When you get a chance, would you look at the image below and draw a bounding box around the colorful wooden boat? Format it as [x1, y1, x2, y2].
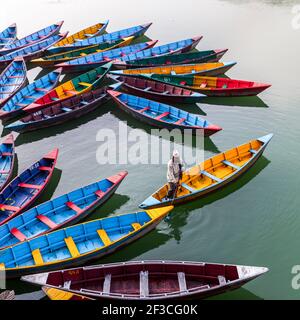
[0, 172, 128, 249]
[110, 61, 237, 78]
[139, 134, 273, 209]
[23, 63, 112, 114]
[145, 74, 272, 97]
[0, 148, 58, 226]
[0, 58, 27, 107]
[108, 90, 221, 137]
[124, 49, 228, 68]
[55, 41, 157, 73]
[0, 21, 64, 55]
[0, 23, 17, 49]
[42, 287, 93, 300]
[0, 206, 173, 278]
[6, 88, 110, 133]
[53, 21, 109, 48]
[22, 260, 268, 301]
[0, 33, 68, 68]
[0, 69, 62, 121]
[0, 134, 15, 191]
[48, 23, 152, 54]
[109, 74, 205, 104]
[31, 37, 134, 68]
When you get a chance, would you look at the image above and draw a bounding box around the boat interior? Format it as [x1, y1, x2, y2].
[0, 140, 14, 187]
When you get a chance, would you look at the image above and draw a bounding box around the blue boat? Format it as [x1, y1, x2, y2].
[0, 206, 173, 278]
[108, 90, 222, 137]
[0, 68, 62, 121]
[56, 41, 157, 73]
[0, 33, 68, 68]
[113, 36, 203, 68]
[47, 23, 152, 54]
[0, 21, 64, 55]
[0, 171, 128, 250]
[0, 134, 15, 192]
[0, 148, 59, 227]
[0, 23, 17, 49]
[0, 58, 27, 106]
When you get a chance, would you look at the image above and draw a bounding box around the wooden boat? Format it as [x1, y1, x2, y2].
[52, 21, 109, 48]
[145, 74, 272, 97]
[0, 172, 128, 249]
[0, 21, 64, 55]
[0, 206, 173, 278]
[42, 287, 93, 300]
[48, 23, 152, 54]
[139, 134, 273, 209]
[0, 149, 58, 226]
[0, 68, 62, 121]
[124, 49, 228, 68]
[0, 33, 68, 68]
[108, 90, 221, 137]
[0, 134, 15, 191]
[0, 23, 17, 49]
[108, 74, 205, 104]
[23, 63, 112, 114]
[112, 36, 203, 68]
[31, 37, 134, 68]
[110, 61, 237, 78]
[6, 88, 110, 133]
[55, 41, 157, 73]
[22, 260, 268, 300]
[0, 58, 27, 107]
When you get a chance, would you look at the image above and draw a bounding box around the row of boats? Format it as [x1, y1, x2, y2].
[0, 20, 272, 300]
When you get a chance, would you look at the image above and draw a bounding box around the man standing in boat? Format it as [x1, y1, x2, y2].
[166, 150, 185, 200]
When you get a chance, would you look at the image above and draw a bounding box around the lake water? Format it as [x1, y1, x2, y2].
[1, 0, 300, 300]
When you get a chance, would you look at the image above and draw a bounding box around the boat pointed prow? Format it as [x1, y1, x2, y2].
[258, 133, 274, 145]
[237, 265, 269, 280]
[107, 90, 122, 97]
[44, 148, 59, 160]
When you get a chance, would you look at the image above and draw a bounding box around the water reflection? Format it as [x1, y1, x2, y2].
[203, 96, 269, 108]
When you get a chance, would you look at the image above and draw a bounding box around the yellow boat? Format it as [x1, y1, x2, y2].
[53, 21, 109, 48]
[42, 287, 93, 300]
[139, 134, 273, 209]
[31, 37, 134, 68]
[111, 61, 237, 77]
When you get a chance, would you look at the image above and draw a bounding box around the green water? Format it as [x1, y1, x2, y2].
[1, 0, 300, 300]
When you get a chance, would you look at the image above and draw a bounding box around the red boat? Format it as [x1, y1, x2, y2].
[108, 74, 205, 104]
[22, 260, 268, 300]
[147, 74, 271, 97]
[0, 149, 58, 226]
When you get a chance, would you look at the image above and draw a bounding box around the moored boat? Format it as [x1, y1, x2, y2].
[0, 171, 128, 249]
[0, 58, 27, 106]
[124, 49, 228, 68]
[145, 74, 272, 97]
[0, 148, 58, 226]
[0, 134, 15, 191]
[0, 23, 17, 49]
[23, 63, 112, 113]
[47, 23, 152, 54]
[0, 21, 64, 55]
[22, 260, 268, 300]
[112, 36, 203, 68]
[31, 37, 134, 68]
[0, 206, 173, 278]
[139, 134, 273, 209]
[109, 74, 205, 104]
[110, 61, 237, 78]
[0, 33, 68, 68]
[0, 68, 62, 121]
[108, 90, 221, 136]
[52, 21, 109, 48]
[55, 41, 157, 73]
[6, 88, 110, 133]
